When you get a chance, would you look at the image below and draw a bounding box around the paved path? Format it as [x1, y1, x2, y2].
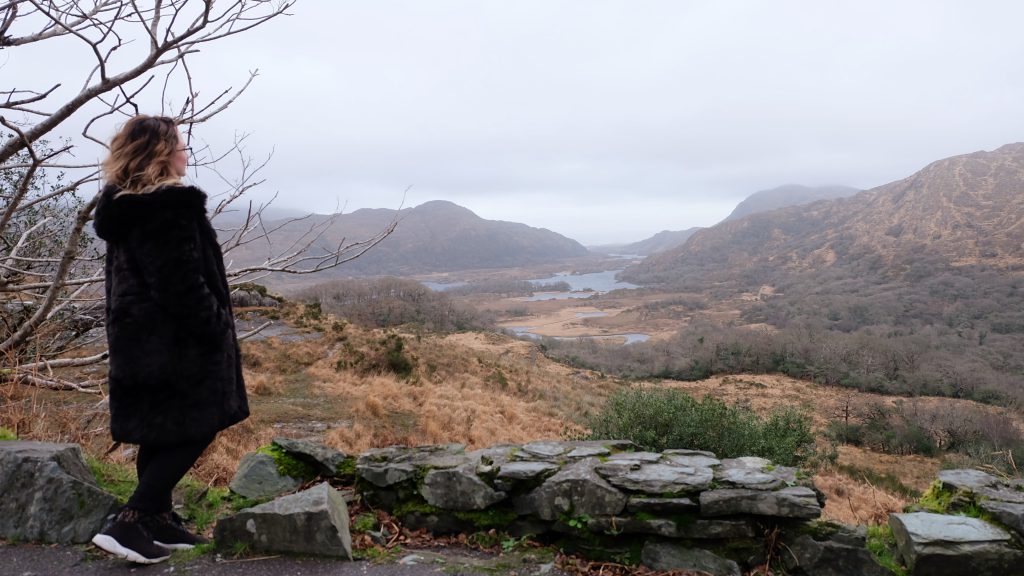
[1, 543, 561, 576]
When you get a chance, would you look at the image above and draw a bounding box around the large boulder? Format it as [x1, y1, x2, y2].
[214, 482, 352, 558]
[0, 441, 119, 544]
[228, 453, 301, 499]
[420, 465, 507, 511]
[515, 458, 628, 521]
[889, 512, 1024, 576]
[784, 525, 890, 576]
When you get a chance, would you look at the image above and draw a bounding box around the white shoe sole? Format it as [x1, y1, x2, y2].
[155, 540, 197, 550]
[91, 534, 171, 564]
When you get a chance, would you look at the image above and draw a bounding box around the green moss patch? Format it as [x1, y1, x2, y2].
[866, 524, 909, 576]
[256, 443, 318, 482]
[87, 456, 137, 504]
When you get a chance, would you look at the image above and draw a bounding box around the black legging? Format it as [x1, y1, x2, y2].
[127, 436, 214, 514]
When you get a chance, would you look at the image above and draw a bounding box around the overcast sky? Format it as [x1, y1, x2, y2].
[7, 1, 1024, 244]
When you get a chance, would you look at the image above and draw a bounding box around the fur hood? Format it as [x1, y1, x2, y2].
[94, 183, 208, 242]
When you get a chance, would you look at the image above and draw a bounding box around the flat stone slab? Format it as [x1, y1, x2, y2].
[606, 451, 662, 463]
[937, 469, 998, 491]
[626, 497, 699, 514]
[889, 512, 1023, 576]
[520, 441, 568, 458]
[891, 512, 1010, 545]
[588, 516, 757, 539]
[214, 482, 352, 558]
[979, 500, 1024, 538]
[601, 463, 714, 494]
[700, 486, 821, 519]
[565, 445, 609, 459]
[496, 461, 559, 481]
[664, 453, 721, 468]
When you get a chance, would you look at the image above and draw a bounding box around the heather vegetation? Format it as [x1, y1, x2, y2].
[587, 387, 816, 466]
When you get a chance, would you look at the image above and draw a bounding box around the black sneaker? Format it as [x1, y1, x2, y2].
[144, 511, 210, 550]
[91, 508, 172, 564]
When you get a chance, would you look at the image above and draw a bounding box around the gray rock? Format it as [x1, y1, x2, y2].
[626, 496, 699, 514]
[214, 482, 351, 558]
[889, 512, 1024, 576]
[714, 458, 792, 490]
[664, 448, 717, 457]
[937, 469, 998, 491]
[496, 461, 560, 483]
[664, 453, 721, 468]
[229, 453, 301, 499]
[565, 445, 610, 459]
[640, 542, 741, 576]
[980, 500, 1024, 537]
[272, 437, 348, 476]
[675, 518, 759, 539]
[520, 441, 568, 458]
[357, 462, 418, 488]
[0, 441, 119, 544]
[700, 487, 821, 519]
[606, 451, 662, 463]
[421, 466, 507, 511]
[497, 461, 559, 479]
[515, 458, 627, 521]
[974, 485, 1024, 505]
[785, 531, 890, 576]
[602, 463, 714, 494]
[357, 444, 471, 488]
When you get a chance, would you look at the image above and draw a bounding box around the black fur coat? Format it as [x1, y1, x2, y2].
[93, 183, 249, 445]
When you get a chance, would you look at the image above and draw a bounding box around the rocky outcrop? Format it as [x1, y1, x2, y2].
[0, 441, 119, 544]
[214, 482, 352, 559]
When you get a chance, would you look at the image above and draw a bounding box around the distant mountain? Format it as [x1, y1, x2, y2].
[613, 228, 703, 256]
[722, 184, 860, 222]
[609, 185, 858, 257]
[221, 199, 589, 278]
[624, 143, 1024, 285]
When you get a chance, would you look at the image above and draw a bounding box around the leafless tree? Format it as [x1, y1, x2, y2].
[1, 1, 396, 392]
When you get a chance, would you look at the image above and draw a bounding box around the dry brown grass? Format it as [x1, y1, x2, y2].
[4, 302, 1007, 532]
[815, 470, 907, 525]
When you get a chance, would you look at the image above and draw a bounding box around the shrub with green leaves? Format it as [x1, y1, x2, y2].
[587, 387, 814, 466]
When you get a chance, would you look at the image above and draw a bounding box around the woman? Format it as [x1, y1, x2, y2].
[91, 115, 249, 564]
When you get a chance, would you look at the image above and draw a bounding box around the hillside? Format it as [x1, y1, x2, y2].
[610, 184, 858, 257]
[625, 143, 1024, 285]
[221, 200, 589, 278]
[613, 227, 702, 256]
[722, 184, 860, 222]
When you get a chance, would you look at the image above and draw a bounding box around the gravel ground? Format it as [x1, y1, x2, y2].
[0, 543, 564, 576]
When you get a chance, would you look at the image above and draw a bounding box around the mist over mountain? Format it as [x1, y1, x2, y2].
[221, 199, 588, 278]
[624, 143, 1024, 285]
[610, 185, 859, 256]
[722, 184, 861, 222]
